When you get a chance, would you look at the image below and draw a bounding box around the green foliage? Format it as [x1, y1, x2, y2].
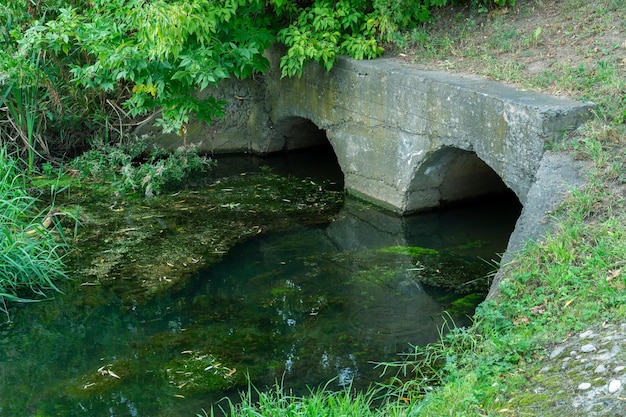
[6, 0, 274, 134]
[0, 146, 71, 317]
[277, 0, 450, 77]
[70, 139, 215, 197]
[2, 0, 459, 140]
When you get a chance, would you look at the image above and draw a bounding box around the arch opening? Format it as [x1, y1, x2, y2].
[405, 147, 523, 320]
[273, 116, 329, 151]
[409, 147, 522, 212]
[268, 116, 344, 189]
[439, 148, 511, 206]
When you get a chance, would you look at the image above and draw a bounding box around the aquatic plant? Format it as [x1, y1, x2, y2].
[0, 146, 71, 318]
[377, 245, 439, 257]
[70, 138, 215, 197]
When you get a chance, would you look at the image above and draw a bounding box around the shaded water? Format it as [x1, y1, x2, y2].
[0, 150, 521, 416]
[179, 196, 520, 393]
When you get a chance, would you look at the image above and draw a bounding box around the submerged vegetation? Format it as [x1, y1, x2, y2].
[0, 157, 348, 415]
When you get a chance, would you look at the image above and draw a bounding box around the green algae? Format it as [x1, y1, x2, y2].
[43, 171, 343, 306]
[448, 293, 484, 316]
[378, 245, 439, 257]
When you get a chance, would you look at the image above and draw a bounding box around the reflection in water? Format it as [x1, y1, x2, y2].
[180, 227, 444, 392]
[177, 196, 520, 395]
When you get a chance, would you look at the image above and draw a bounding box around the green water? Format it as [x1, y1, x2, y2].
[0, 152, 521, 416]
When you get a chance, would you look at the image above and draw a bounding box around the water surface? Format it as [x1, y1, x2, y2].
[0, 152, 520, 416]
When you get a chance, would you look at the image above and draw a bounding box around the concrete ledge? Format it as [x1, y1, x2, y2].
[487, 151, 589, 297]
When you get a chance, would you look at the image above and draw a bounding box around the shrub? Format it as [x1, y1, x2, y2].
[70, 138, 215, 197]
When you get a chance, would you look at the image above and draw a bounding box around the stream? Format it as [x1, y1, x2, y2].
[0, 149, 521, 416]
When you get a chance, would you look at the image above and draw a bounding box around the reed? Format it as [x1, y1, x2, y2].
[1, 10, 47, 175]
[0, 146, 70, 319]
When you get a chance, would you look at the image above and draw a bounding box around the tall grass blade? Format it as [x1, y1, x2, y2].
[0, 146, 71, 319]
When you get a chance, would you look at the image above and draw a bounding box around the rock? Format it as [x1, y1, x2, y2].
[526, 321, 626, 415]
[581, 344, 597, 353]
[608, 379, 622, 394]
[550, 345, 566, 359]
[595, 351, 614, 361]
[580, 330, 596, 339]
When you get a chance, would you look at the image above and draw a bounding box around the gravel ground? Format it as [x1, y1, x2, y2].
[521, 322, 626, 416]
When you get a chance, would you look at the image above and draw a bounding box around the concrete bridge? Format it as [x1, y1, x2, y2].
[146, 52, 594, 295]
[265, 55, 592, 213]
[160, 51, 592, 214]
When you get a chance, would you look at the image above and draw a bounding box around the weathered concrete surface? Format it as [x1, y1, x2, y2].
[266, 54, 593, 213]
[144, 50, 592, 214]
[137, 77, 275, 153]
[487, 152, 589, 297]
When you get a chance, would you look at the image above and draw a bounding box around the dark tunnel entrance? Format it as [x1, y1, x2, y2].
[266, 116, 344, 190]
[409, 146, 523, 215]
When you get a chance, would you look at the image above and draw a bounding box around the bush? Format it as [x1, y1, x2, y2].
[70, 138, 215, 197]
[277, 0, 450, 77]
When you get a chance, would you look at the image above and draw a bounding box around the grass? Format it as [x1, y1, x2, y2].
[0, 44, 48, 175]
[199, 381, 421, 417]
[0, 146, 71, 319]
[220, 0, 626, 415]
